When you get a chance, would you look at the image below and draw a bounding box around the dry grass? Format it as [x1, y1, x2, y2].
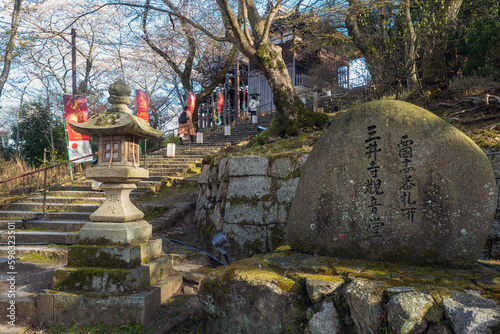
[0, 156, 72, 199]
[448, 75, 500, 92]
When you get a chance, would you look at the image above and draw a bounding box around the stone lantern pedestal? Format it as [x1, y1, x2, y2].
[36, 80, 182, 325]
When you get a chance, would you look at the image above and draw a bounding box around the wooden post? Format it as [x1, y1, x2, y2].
[224, 77, 228, 126]
[71, 28, 77, 95]
[43, 168, 47, 217]
[235, 61, 240, 125]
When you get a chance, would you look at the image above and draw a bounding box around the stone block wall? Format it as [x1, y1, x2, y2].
[197, 152, 500, 261]
[195, 154, 308, 260]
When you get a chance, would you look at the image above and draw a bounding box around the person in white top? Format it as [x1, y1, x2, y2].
[248, 95, 260, 118]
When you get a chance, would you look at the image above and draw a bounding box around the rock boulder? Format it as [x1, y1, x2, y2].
[287, 100, 497, 268]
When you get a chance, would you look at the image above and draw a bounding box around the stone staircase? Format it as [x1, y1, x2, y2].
[0, 115, 273, 255]
[0, 143, 234, 253]
[146, 142, 230, 181]
[201, 112, 274, 145]
[0, 116, 274, 326]
[0, 181, 152, 257]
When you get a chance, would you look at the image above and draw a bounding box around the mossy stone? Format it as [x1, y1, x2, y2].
[287, 100, 497, 268]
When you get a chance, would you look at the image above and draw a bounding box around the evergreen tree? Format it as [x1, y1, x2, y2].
[12, 97, 66, 166]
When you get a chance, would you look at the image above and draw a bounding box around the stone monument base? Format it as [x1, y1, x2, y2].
[78, 220, 152, 244]
[38, 225, 183, 325]
[37, 275, 182, 325]
[52, 255, 172, 293]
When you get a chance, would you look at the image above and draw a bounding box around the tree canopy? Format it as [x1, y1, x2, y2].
[0, 0, 499, 157]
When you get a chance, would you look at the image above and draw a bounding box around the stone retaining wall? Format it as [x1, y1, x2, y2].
[197, 153, 500, 261]
[195, 154, 308, 259]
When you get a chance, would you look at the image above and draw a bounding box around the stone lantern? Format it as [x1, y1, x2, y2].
[68, 79, 163, 243]
[36, 80, 181, 325]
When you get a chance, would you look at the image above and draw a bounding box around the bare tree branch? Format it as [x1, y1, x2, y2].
[63, 2, 229, 42]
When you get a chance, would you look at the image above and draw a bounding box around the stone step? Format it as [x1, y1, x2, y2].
[41, 190, 107, 198]
[148, 173, 185, 179]
[0, 219, 87, 231]
[49, 185, 95, 191]
[70, 180, 161, 192]
[153, 274, 183, 303]
[0, 324, 31, 334]
[153, 169, 199, 176]
[0, 297, 36, 328]
[46, 186, 151, 198]
[206, 132, 257, 138]
[147, 151, 196, 157]
[147, 162, 198, 168]
[204, 135, 255, 142]
[0, 210, 91, 220]
[206, 131, 259, 137]
[0, 230, 78, 244]
[135, 203, 168, 215]
[148, 174, 184, 180]
[146, 164, 199, 170]
[144, 158, 202, 163]
[147, 176, 177, 181]
[174, 150, 211, 154]
[0, 245, 68, 258]
[145, 154, 206, 160]
[148, 167, 196, 174]
[144, 160, 202, 166]
[167, 176, 199, 186]
[151, 143, 228, 151]
[21, 196, 106, 204]
[7, 202, 101, 213]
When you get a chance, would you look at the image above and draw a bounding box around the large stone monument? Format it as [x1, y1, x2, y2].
[287, 100, 497, 268]
[36, 80, 182, 325]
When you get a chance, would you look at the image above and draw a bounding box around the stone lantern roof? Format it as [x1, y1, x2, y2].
[69, 79, 163, 140]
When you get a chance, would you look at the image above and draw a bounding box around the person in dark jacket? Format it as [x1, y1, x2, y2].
[178, 106, 195, 144]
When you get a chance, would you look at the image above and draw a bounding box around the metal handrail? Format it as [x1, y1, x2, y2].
[0, 153, 96, 216]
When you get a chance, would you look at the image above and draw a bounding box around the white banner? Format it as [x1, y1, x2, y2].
[68, 140, 93, 162]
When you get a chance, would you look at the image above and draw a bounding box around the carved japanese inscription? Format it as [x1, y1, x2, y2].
[287, 100, 497, 268]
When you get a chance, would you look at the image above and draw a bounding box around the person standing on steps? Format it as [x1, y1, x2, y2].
[178, 105, 196, 144]
[248, 93, 260, 122]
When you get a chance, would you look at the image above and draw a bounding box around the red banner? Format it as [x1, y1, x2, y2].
[63, 95, 88, 141]
[187, 91, 196, 114]
[135, 89, 149, 123]
[63, 95, 92, 162]
[217, 91, 224, 115]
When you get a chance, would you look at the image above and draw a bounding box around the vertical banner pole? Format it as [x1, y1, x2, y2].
[224, 77, 228, 126]
[71, 28, 77, 96]
[235, 60, 240, 125]
[143, 139, 147, 168]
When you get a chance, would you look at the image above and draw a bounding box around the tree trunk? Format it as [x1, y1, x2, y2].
[421, 0, 463, 96]
[249, 42, 322, 137]
[403, 0, 418, 90]
[0, 0, 22, 99]
[345, 0, 389, 95]
[78, 57, 93, 96]
[421, 39, 448, 95]
[493, 30, 500, 81]
[192, 47, 239, 126]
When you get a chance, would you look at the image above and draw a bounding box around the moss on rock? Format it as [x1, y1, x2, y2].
[199, 250, 500, 333]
